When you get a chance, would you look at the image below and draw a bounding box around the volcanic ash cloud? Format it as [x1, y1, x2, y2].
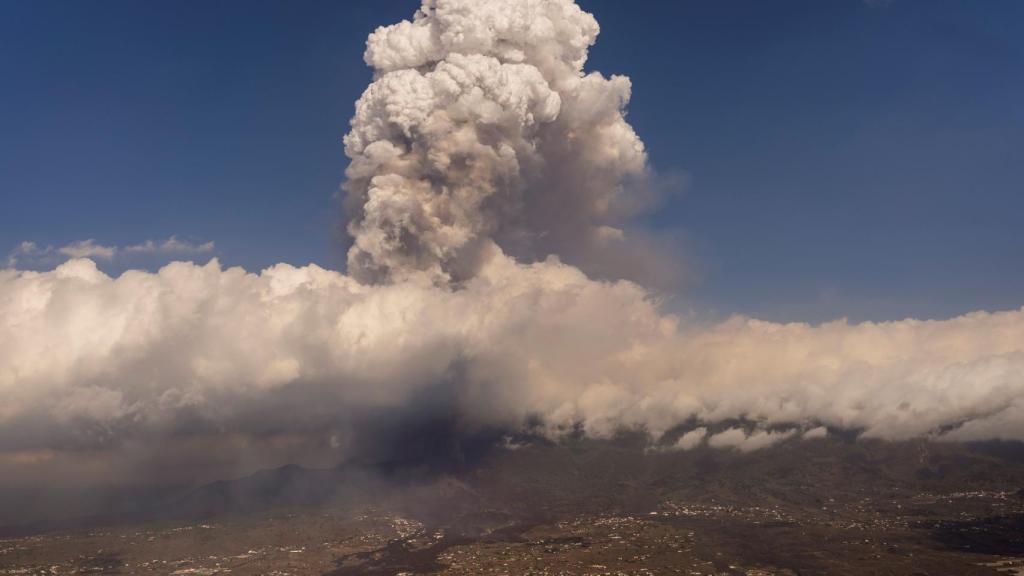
[343, 0, 647, 284]
[2, 0, 1024, 494]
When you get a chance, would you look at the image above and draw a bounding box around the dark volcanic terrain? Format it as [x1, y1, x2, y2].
[3, 435, 1024, 575]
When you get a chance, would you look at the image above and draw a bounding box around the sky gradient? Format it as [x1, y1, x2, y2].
[2, 0, 1021, 322]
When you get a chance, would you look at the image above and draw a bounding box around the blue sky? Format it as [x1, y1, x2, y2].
[1, 0, 1021, 322]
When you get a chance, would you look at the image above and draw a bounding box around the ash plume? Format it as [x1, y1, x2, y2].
[1, 0, 1024, 523]
[343, 0, 647, 284]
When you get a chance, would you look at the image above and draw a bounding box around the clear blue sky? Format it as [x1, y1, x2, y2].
[1, 0, 1021, 322]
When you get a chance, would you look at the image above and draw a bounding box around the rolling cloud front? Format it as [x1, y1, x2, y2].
[2, 0, 1023, 521]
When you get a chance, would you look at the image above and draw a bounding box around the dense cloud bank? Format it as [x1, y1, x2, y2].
[3, 255, 1024, 459]
[2, 0, 1023, 512]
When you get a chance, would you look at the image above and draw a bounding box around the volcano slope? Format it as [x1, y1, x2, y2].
[2, 434, 1024, 575]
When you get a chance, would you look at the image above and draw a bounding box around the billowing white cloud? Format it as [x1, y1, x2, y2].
[3, 255, 1024, 456]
